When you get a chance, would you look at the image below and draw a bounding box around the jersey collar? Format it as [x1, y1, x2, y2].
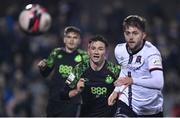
[126, 40, 145, 56]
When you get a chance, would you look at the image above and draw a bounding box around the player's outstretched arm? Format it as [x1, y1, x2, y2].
[114, 77, 133, 87]
[108, 91, 119, 106]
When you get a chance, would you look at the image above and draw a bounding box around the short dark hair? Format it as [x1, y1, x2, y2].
[64, 26, 81, 35]
[88, 35, 108, 48]
[123, 15, 146, 32]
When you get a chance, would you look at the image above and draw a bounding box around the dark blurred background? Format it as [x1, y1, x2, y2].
[0, 0, 180, 116]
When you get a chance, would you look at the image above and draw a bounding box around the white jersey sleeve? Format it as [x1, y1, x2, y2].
[133, 70, 164, 89]
[148, 54, 163, 71]
[133, 46, 164, 89]
[114, 44, 128, 92]
[114, 43, 126, 65]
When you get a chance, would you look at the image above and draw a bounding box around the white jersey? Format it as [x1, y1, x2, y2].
[114, 41, 164, 115]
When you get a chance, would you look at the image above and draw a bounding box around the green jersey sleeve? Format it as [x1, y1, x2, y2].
[77, 49, 89, 62]
[67, 60, 89, 88]
[107, 61, 121, 78]
[46, 48, 61, 68]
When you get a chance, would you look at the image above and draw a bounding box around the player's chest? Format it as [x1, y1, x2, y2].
[56, 53, 82, 65]
[54, 53, 82, 77]
[82, 69, 115, 86]
[120, 54, 147, 71]
[82, 70, 115, 98]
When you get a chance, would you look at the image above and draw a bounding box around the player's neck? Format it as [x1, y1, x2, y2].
[90, 60, 105, 71]
[127, 40, 145, 55]
[65, 47, 76, 53]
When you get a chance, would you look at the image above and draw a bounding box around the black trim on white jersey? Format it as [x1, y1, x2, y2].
[128, 55, 133, 109]
[149, 68, 163, 72]
[126, 40, 146, 55]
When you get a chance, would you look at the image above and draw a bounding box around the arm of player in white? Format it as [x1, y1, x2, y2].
[133, 54, 164, 90]
[133, 70, 164, 90]
[113, 70, 128, 93]
[114, 85, 127, 93]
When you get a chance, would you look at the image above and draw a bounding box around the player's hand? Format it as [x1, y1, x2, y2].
[37, 59, 47, 70]
[69, 78, 85, 98]
[76, 78, 85, 93]
[108, 91, 119, 106]
[114, 77, 133, 87]
[69, 89, 79, 98]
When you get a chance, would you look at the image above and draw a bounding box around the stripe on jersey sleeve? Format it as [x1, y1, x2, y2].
[149, 68, 163, 72]
[148, 54, 163, 70]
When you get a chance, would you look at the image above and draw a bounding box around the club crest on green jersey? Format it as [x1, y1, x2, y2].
[105, 75, 114, 84]
[74, 55, 82, 62]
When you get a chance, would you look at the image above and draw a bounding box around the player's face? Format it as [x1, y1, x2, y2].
[124, 26, 146, 51]
[88, 41, 106, 64]
[64, 32, 80, 52]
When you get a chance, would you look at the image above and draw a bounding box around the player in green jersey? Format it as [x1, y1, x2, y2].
[62, 35, 120, 116]
[37, 26, 88, 116]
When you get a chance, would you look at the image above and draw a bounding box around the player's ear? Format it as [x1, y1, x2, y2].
[88, 50, 90, 56]
[77, 37, 81, 46]
[63, 36, 66, 44]
[87, 44, 91, 55]
[142, 32, 146, 40]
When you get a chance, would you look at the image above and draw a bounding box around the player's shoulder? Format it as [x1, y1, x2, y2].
[115, 43, 126, 50]
[50, 47, 64, 55]
[74, 59, 90, 71]
[77, 48, 87, 55]
[77, 48, 89, 60]
[107, 61, 119, 67]
[144, 41, 161, 55]
[53, 47, 63, 50]
[115, 43, 127, 56]
[106, 61, 121, 73]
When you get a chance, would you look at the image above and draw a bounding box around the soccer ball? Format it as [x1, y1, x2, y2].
[19, 4, 52, 35]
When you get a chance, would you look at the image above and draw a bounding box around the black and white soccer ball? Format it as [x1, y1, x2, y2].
[19, 4, 52, 35]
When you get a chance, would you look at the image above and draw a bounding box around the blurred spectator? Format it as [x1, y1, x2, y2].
[145, 0, 167, 23]
[172, 95, 180, 117]
[0, 73, 6, 116]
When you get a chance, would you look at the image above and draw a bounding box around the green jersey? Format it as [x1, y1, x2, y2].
[67, 60, 120, 116]
[40, 47, 88, 116]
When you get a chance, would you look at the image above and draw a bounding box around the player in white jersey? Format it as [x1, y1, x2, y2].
[108, 15, 164, 117]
